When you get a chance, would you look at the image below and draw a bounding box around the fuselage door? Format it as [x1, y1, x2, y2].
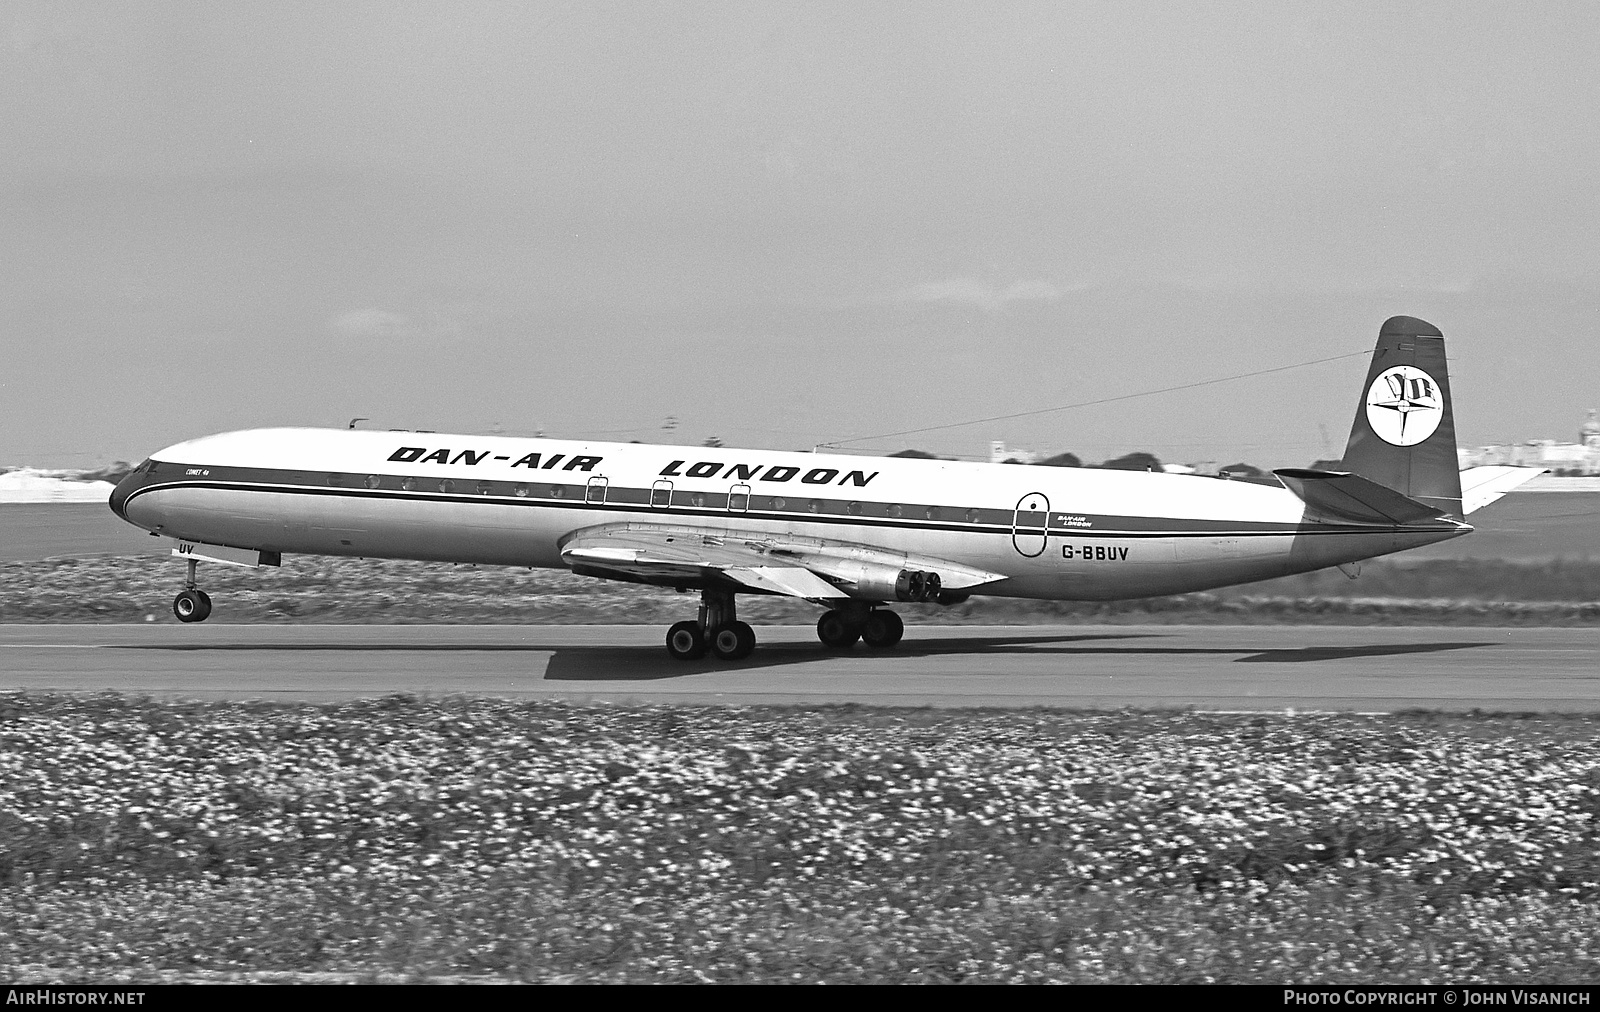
[585, 476, 609, 504]
[650, 480, 673, 508]
[728, 483, 751, 512]
[1012, 492, 1049, 557]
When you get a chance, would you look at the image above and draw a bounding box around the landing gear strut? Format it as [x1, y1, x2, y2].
[665, 587, 755, 661]
[172, 559, 212, 623]
[816, 604, 904, 651]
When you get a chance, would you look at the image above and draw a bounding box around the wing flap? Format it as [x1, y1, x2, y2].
[723, 566, 849, 599]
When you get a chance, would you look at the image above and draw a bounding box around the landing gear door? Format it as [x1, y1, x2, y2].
[1012, 493, 1049, 557]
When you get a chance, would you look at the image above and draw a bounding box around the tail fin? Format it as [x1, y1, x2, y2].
[1338, 316, 1463, 518]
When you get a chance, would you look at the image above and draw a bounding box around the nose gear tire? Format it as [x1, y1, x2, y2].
[173, 590, 211, 623]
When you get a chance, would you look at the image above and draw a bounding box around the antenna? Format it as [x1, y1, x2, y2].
[347, 417, 369, 430]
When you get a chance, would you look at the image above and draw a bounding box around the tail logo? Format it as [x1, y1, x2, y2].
[1365, 366, 1444, 446]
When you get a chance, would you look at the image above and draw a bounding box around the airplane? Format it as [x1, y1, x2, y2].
[109, 316, 1545, 660]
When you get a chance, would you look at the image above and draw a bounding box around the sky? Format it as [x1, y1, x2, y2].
[5, 1, 1600, 468]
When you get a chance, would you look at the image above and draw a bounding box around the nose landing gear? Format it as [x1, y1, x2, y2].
[172, 559, 212, 623]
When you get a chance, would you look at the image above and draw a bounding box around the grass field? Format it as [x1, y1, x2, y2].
[2, 698, 1596, 983]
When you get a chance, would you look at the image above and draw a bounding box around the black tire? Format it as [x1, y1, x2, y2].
[862, 610, 904, 650]
[173, 590, 209, 624]
[709, 621, 756, 661]
[666, 620, 707, 660]
[816, 611, 860, 649]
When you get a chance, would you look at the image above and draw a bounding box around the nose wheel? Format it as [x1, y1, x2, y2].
[173, 589, 212, 623]
[172, 558, 213, 623]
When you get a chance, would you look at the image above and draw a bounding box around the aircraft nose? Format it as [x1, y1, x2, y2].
[108, 464, 143, 522]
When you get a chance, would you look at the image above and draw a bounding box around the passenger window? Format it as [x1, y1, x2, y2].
[476, 481, 493, 495]
[365, 475, 381, 489]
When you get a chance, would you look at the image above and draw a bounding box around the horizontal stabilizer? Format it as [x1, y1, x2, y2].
[1458, 465, 1548, 515]
[1273, 468, 1449, 526]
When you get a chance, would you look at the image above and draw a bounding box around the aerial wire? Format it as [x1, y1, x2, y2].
[816, 348, 1373, 450]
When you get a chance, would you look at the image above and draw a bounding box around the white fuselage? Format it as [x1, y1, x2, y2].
[111, 427, 1468, 601]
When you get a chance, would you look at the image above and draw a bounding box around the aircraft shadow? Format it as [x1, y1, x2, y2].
[538, 635, 1498, 679]
[541, 631, 1160, 680]
[117, 632, 1496, 682]
[538, 635, 1497, 680]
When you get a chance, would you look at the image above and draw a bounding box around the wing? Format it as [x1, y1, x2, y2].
[558, 522, 1007, 601]
[1458, 466, 1548, 515]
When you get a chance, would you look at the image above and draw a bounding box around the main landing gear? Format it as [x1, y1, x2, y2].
[816, 602, 904, 651]
[172, 559, 213, 623]
[666, 588, 756, 661]
[663, 591, 906, 661]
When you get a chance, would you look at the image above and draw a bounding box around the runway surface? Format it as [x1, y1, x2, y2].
[3, 624, 1597, 711]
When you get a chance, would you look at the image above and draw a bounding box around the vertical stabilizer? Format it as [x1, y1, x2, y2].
[1339, 316, 1463, 518]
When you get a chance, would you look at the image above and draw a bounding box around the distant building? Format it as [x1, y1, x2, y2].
[989, 441, 1038, 464]
[1459, 409, 1600, 475]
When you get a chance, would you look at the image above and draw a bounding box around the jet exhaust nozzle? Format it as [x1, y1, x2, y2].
[829, 561, 944, 602]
